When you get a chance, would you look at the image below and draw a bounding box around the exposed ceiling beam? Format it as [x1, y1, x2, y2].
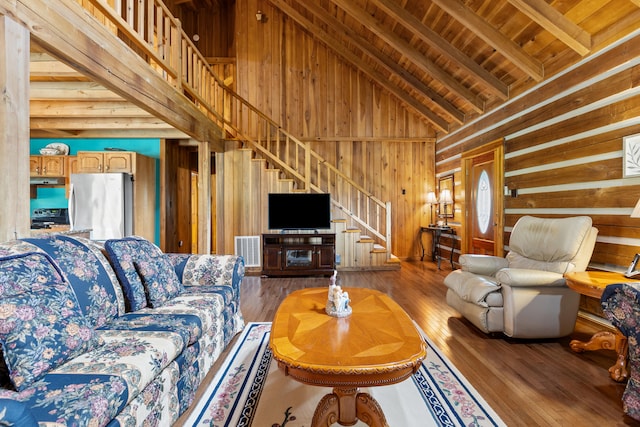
[430, 0, 544, 81]
[267, 0, 450, 132]
[369, 0, 509, 101]
[507, 0, 591, 56]
[284, 0, 465, 124]
[330, 0, 485, 113]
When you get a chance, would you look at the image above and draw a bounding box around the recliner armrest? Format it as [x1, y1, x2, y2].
[496, 268, 565, 287]
[460, 254, 509, 276]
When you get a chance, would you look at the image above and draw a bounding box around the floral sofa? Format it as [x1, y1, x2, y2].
[0, 234, 244, 426]
[601, 282, 640, 421]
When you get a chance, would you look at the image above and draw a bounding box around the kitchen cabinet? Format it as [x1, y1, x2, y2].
[30, 155, 66, 177]
[76, 151, 134, 173]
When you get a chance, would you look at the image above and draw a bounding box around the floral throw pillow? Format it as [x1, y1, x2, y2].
[134, 255, 184, 308]
[0, 252, 64, 298]
[0, 281, 99, 390]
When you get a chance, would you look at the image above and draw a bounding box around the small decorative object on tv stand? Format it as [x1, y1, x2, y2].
[326, 271, 351, 317]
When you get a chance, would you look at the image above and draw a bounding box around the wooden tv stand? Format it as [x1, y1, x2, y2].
[262, 233, 336, 277]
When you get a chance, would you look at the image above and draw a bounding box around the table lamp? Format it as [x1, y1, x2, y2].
[426, 191, 437, 226]
[439, 189, 453, 226]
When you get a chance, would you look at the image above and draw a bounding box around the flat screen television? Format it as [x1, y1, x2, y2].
[268, 193, 331, 230]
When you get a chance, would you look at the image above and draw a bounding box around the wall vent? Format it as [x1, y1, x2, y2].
[234, 236, 261, 267]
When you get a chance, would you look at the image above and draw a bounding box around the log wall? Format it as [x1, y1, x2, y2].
[436, 32, 640, 273]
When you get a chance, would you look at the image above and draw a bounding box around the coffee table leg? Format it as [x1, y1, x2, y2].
[355, 392, 388, 427]
[311, 387, 389, 427]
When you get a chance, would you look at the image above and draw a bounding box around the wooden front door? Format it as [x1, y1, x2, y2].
[462, 140, 504, 256]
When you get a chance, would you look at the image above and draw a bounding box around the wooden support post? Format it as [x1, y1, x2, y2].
[0, 16, 30, 242]
[197, 139, 211, 253]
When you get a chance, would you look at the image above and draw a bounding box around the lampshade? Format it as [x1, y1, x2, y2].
[439, 189, 453, 204]
[426, 191, 437, 204]
[632, 197, 640, 217]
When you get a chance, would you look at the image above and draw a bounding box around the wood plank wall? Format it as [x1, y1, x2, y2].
[164, 0, 235, 58]
[212, 0, 438, 259]
[436, 32, 640, 274]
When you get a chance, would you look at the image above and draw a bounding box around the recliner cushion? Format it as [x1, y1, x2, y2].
[507, 216, 593, 269]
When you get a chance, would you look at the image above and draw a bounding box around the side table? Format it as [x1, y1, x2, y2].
[419, 226, 455, 269]
[564, 271, 640, 382]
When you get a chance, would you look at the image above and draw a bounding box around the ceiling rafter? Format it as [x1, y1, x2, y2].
[369, 0, 509, 101]
[507, 0, 591, 56]
[430, 0, 545, 81]
[284, 0, 465, 124]
[267, 0, 450, 132]
[329, 0, 485, 114]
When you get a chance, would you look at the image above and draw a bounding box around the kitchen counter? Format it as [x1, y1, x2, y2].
[30, 226, 92, 238]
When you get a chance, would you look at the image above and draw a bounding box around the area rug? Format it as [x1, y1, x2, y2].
[186, 322, 505, 426]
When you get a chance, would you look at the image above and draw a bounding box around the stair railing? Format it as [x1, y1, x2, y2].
[80, 0, 391, 253]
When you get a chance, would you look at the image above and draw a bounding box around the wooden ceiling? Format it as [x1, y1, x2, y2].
[28, 0, 640, 138]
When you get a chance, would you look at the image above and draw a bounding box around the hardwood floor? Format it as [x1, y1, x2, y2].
[180, 261, 640, 426]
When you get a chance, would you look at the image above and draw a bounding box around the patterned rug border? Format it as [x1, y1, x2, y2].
[187, 322, 506, 427]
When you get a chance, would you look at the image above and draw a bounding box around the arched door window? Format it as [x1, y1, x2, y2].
[477, 170, 491, 234]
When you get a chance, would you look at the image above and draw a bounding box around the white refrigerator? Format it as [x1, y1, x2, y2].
[68, 173, 134, 240]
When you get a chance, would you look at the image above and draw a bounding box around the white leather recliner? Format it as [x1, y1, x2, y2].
[444, 216, 598, 338]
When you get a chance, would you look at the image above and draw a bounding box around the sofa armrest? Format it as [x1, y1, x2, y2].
[169, 254, 245, 298]
[602, 282, 640, 336]
[496, 268, 565, 287]
[0, 396, 38, 426]
[459, 254, 509, 276]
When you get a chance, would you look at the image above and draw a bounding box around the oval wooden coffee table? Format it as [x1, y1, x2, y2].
[269, 287, 427, 427]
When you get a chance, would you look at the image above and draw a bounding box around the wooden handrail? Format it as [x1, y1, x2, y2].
[79, 0, 391, 252]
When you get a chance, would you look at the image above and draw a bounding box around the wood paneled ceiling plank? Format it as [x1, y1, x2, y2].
[30, 81, 124, 101]
[507, 0, 591, 56]
[330, 0, 485, 113]
[29, 100, 153, 117]
[631, 0, 640, 7]
[30, 117, 178, 130]
[368, 0, 509, 101]
[267, 0, 450, 132]
[430, 0, 545, 82]
[285, 0, 465, 124]
[30, 129, 190, 138]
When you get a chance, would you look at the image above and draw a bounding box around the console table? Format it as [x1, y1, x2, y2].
[262, 233, 335, 277]
[564, 271, 640, 382]
[420, 226, 455, 269]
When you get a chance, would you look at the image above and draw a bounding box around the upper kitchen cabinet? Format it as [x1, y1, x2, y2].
[76, 151, 138, 173]
[30, 155, 66, 177]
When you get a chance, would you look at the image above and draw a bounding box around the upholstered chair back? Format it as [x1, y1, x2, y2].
[506, 216, 598, 274]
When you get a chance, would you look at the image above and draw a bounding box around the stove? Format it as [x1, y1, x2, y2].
[31, 208, 69, 229]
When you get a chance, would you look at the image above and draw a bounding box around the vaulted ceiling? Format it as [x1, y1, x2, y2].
[28, 0, 640, 138]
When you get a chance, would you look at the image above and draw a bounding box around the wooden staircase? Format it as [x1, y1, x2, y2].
[72, 0, 397, 268]
[237, 149, 399, 272]
[332, 220, 400, 271]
